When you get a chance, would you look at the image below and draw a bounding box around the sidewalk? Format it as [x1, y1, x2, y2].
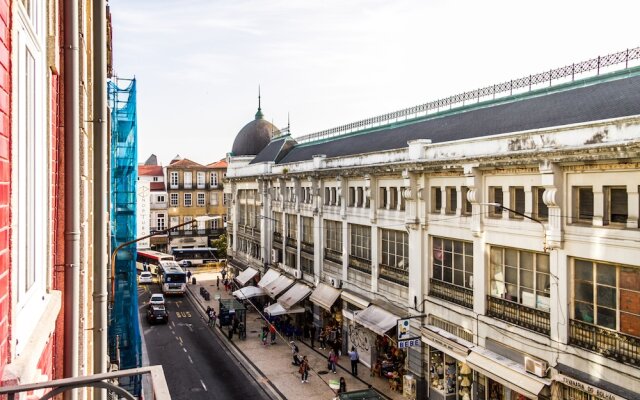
[187, 269, 406, 400]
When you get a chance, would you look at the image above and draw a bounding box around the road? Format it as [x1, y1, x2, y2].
[138, 282, 272, 400]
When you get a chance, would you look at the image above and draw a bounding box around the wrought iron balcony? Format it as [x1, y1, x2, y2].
[379, 264, 408, 286]
[348, 255, 372, 274]
[429, 279, 474, 309]
[237, 224, 260, 239]
[301, 241, 314, 255]
[569, 319, 640, 366]
[0, 366, 170, 400]
[486, 296, 550, 335]
[324, 248, 342, 264]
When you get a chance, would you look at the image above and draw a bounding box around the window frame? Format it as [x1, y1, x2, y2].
[183, 171, 192, 188]
[604, 186, 628, 226]
[488, 186, 503, 217]
[349, 224, 371, 261]
[509, 186, 525, 219]
[324, 219, 342, 253]
[169, 193, 179, 206]
[170, 171, 178, 188]
[532, 187, 548, 221]
[380, 229, 409, 270]
[196, 192, 205, 207]
[573, 186, 594, 223]
[431, 237, 473, 289]
[184, 193, 192, 207]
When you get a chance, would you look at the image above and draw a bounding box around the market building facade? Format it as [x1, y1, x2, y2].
[225, 50, 640, 400]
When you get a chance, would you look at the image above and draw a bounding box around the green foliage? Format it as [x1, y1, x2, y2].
[212, 234, 227, 259]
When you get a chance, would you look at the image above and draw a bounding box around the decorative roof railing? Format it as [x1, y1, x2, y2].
[293, 47, 640, 144]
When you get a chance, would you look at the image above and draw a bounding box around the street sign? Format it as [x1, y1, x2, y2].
[398, 337, 421, 349]
[397, 318, 412, 340]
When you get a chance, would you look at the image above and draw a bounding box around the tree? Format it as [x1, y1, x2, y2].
[212, 234, 227, 259]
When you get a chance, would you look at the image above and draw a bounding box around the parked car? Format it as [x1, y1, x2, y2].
[149, 293, 165, 306]
[138, 271, 153, 284]
[180, 260, 192, 267]
[146, 305, 168, 324]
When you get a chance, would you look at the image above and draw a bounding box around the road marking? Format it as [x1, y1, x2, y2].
[188, 355, 193, 364]
[177, 336, 183, 346]
[183, 347, 187, 353]
[176, 301, 182, 309]
[200, 380, 207, 391]
[171, 321, 175, 328]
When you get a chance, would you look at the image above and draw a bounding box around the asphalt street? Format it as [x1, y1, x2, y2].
[138, 282, 272, 400]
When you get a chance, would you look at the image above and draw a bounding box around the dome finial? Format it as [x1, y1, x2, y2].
[255, 85, 264, 120]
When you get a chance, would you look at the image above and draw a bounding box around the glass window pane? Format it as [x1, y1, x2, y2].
[505, 266, 518, 285]
[597, 307, 616, 329]
[596, 263, 616, 286]
[443, 267, 452, 283]
[520, 252, 533, 270]
[575, 302, 594, 323]
[597, 285, 617, 308]
[520, 269, 534, 289]
[505, 249, 517, 267]
[575, 259, 593, 282]
[537, 254, 550, 273]
[537, 273, 550, 294]
[454, 253, 463, 270]
[575, 282, 593, 302]
[454, 270, 464, 286]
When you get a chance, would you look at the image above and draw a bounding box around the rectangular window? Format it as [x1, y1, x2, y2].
[196, 171, 205, 188]
[210, 172, 218, 186]
[389, 187, 398, 210]
[301, 256, 314, 275]
[302, 216, 313, 244]
[184, 216, 193, 231]
[153, 176, 159, 182]
[605, 186, 628, 225]
[169, 216, 179, 228]
[432, 187, 442, 213]
[446, 187, 457, 214]
[357, 187, 364, 207]
[509, 186, 525, 219]
[156, 195, 165, 203]
[324, 187, 330, 206]
[223, 193, 232, 206]
[380, 187, 388, 209]
[272, 212, 283, 234]
[432, 237, 473, 289]
[325, 219, 343, 253]
[349, 224, 371, 261]
[197, 193, 205, 206]
[184, 172, 192, 189]
[210, 192, 218, 206]
[286, 250, 297, 269]
[156, 214, 166, 230]
[574, 259, 640, 337]
[461, 186, 472, 215]
[574, 187, 594, 223]
[330, 187, 337, 206]
[170, 171, 178, 188]
[348, 187, 356, 207]
[170, 193, 178, 206]
[490, 246, 550, 311]
[184, 193, 192, 207]
[489, 186, 503, 217]
[286, 214, 297, 241]
[533, 187, 548, 221]
[381, 229, 409, 270]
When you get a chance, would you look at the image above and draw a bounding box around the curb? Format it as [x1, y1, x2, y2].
[185, 285, 286, 400]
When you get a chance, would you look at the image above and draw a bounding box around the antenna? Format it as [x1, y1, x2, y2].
[258, 85, 261, 111]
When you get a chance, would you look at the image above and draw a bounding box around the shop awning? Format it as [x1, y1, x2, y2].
[353, 305, 399, 336]
[235, 267, 259, 286]
[466, 348, 549, 399]
[232, 286, 266, 300]
[341, 290, 370, 310]
[257, 269, 281, 288]
[264, 275, 294, 298]
[278, 282, 312, 310]
[309, 283, 341, 311]
[264, 302, 305, 316]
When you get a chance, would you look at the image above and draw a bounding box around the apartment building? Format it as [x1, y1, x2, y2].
[138, 156, 169, 251]
[225, 50, 640, 400]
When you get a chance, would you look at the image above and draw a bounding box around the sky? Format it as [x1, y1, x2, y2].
[109, 0, 640, 167]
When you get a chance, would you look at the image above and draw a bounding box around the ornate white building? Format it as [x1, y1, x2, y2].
[225, 50, 640, 400]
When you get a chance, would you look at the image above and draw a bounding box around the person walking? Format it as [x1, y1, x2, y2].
[328, 349, 338, 374]
[348, 346, 359, 376]
[216, 275, 220, 289]
[269, 323, 277, 345]
[319, 330, 326, 350]
[338, 377, 347, 394]
[186, 269, 192, 282]
[310, 324, 316, 348]
[299, 356, 309, 383]
[261, 326, 269, 346]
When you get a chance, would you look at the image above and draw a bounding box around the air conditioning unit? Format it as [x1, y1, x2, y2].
[524, 356, 547, 378]
[329, 277, 341, 289]
[293, 270, 302, 279]
[271, 249, 280, 263]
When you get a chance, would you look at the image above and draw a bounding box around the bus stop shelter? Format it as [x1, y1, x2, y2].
[218, 298, 247, 339]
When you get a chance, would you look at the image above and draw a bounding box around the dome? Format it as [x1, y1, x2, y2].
[231, 107, 279, 156]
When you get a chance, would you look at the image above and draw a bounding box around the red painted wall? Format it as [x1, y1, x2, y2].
[0, 0, 11, 379]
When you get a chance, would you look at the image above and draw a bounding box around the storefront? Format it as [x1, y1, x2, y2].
[552, 363, 634, 400]
[309, 283, 343, 345]
[235, 266, 259, 286]
[422, 326, 473, 400]
[264, 274, 294, 298]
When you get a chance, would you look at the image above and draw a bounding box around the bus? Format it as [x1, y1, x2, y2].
[171, 247, 218, 266]
[157, 260, 187, 295]
[137, 250, 175, 275]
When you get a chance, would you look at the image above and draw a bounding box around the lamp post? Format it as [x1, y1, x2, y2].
[480, 202, 548, 252]
[109, 215, 219, 299]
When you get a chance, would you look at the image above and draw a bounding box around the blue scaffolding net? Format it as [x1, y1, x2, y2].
[108, 78, 141, 394]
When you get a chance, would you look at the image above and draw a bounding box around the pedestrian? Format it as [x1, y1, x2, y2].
[261, 326, 269, 346]
[187, 269, 192, 281]
[206, 306, 212, 325]
[211, 310, 217, 327]
[269, 323, 277, 345]
[216, 275, 220, 289]
[338, 377, 346, 394]
[291, 341, 301, 365]
[348, 346, 359, 376]
[221, 268, 227, 280]
[232, 315, 240, 334]
[328, 349, 338, 374]
[310, 324, 316, 348]
[299, 356, 309, 383]
[319, 330, 326, 350]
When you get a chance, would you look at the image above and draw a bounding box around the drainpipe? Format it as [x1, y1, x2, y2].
[64, 0, 80, 398]
[92, 1, 108, 399]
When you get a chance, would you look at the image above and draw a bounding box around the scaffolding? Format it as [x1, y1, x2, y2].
[108, 78, 141, 395]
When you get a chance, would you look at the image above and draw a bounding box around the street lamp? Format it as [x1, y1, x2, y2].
[479, 202, 548, 252]
[110, 215, 219, 299]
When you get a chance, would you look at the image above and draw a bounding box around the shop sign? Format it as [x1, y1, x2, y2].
[555, 374, 623, 400]
[398, 318, 412, 340]
[398, 337, 421, 349]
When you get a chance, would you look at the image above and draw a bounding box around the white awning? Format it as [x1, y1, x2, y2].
[264, 275, 294, 298]
[341, 290, 370, 310]
[264, 302, 305, 316]
[353, 305, 399, 336]
[278, 283, 312, 310]
[235, 267, 259, 286]
[232, 286, 266, 300]
[309, 283, 341, 311]
[257, 269, 281, 288]
[466, 348, 549, 399]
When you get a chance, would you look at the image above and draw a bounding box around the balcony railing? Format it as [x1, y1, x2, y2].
[301, 241, 314, 254]
[237, 224, 260, 239]
[569, 319, 640, 365]
[324, 248, 342, 264]
[168, 228, 224, 237]
[348, 255, 372, 274]
[487, 296, 550, 335]
[379, 264, 408, 286]
[0, 366, 170, 400]
[429, 279, 474, 309]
